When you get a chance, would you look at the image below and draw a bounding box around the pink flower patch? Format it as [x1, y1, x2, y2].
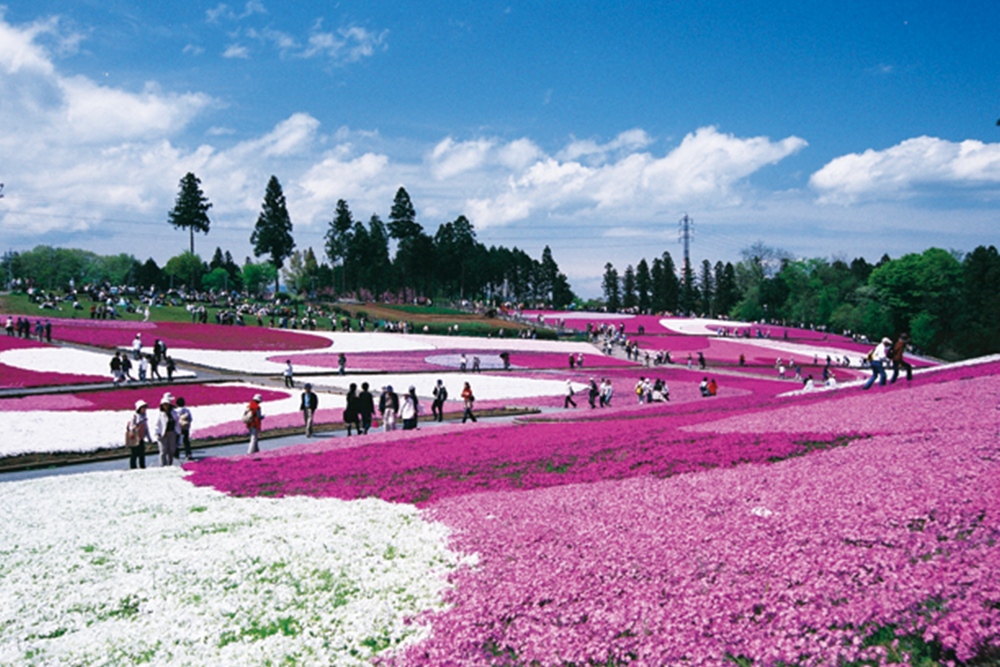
[46, 318, 331, 351]
[0, 384, 290, 412]
[0, 336, 108, 388]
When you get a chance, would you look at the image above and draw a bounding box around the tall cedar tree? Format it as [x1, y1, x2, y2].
[325, 199, 354, 294]
[622, 265, 637, 309]
[602, 263, 621, 311]
[387, 187, 422, 293]
[635, 259, 651, 313]
[168, 172, 212, 255]
[251, 176, 295, 293]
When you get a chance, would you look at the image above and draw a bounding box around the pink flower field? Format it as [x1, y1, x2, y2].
[0, 336, 108, 388]
[185, 359, 1000, 666]
[0, 384, 289, 413]
[47, 318, 331, 351]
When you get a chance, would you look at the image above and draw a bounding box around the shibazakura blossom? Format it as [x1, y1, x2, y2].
[42, 318, 331, 351]
[0, 468, 469, 667]
[191, 359, 1000, 666]
[0, 383, 293, 459]
[0, 336, 107, 388]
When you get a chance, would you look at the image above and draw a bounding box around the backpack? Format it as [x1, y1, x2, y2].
[242, 408, 254, 425]
[178, 410, 192, 429]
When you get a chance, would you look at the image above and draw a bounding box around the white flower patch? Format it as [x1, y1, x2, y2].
[168, 333, 601, 375]
[0, 347, 195, 379]
[0, 382, 301, 458]
[308, 372, 587, 402]
[0, 468, 468, 667]
[659, 317, 755, 336]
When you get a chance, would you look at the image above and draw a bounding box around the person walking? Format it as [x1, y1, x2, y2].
[125, 400, 153, 470]
[890, 333, 913, 384]
[300, 383, 318, 437]
[154, 393, 180, 466]
[344, 383, 361, 436]
[337, 353, 347, 375]
[564, 379, 577, 408]
[863, 338, 891, 390]
[283, 360, 294, 388]
[431, 379, 448, 422]
[245, 394, 263, 454]
[358, 382, 375, 434]
[110, 352, 123, 385]
[461, 382, 477, 423]
[400, 386, 420, 430]
[176, 396, 193, 460]
[587, 378, 599, 409]
[379, 385, 399, 432]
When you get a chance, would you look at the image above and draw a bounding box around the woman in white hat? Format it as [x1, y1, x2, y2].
[245, 394, 264, 454]
[126, 399, 153, 469]
[154, 393, 180, 466]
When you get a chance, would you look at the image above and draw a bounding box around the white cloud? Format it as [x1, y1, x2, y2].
[0, 14, 60, 75]
[558, 128, 653, 162]
[182, 44, 205, 56]
[222, 43, 249, 59]
[59, 78, 213, 143]
[304, 22, 388, 63]
[462, 126, 807, 228]
[810, 136, 1000, 204]
[429, 137, 495, 179]
[206, 1, 267, 24]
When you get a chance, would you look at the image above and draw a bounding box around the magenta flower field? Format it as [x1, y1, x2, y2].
[0, 384, 289, 412]
[0, 336, 108, 388]
[185, 359, 1000, 666]
[46, 318, 331, 351]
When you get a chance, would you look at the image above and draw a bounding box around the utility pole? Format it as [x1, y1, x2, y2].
[678, 214, 695, 315]
[678, 213, 693, 272]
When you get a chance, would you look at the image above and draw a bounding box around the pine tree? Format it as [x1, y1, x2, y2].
[387, 187, 423, 294]
[250, 176, 295, 293]
[325, 199, 354, 294]
[622, 265, 637, 309]
[168, 172, 212, 255]
[636, 259, 651, 313]
[602, 263, 621, 312]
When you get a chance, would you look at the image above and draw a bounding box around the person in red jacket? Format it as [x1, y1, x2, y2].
[246, 394, 263, 453]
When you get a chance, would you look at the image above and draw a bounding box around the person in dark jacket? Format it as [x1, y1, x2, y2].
[357, 382, 375, 434]
[344, 383, 360, 436]
[300, 383, 319, 437]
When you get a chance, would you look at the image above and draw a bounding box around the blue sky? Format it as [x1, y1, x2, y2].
[1, 1, 998, 296]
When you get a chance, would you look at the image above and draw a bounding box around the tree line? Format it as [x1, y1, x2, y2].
[4, 173, 576, 307]
[602, 242, 1000, 360]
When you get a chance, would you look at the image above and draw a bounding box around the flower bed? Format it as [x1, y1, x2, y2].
[0, 385, 289, 413]
[0, 383, 295, 459]
[0, 468, 467, 667]
[47, 318, 331, 351]
[270, 350, 633, 373]
[0, 336, 107, 388]
[186, 358, 1000, 666]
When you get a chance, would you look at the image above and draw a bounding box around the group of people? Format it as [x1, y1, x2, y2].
[863, 334, 913, 389]
[5, 316, 51, 341]
[125, 392, 193, 468]
[112, 335, 174, 384]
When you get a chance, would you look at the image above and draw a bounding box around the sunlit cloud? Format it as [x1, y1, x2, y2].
[810, 136, 1000, 204]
